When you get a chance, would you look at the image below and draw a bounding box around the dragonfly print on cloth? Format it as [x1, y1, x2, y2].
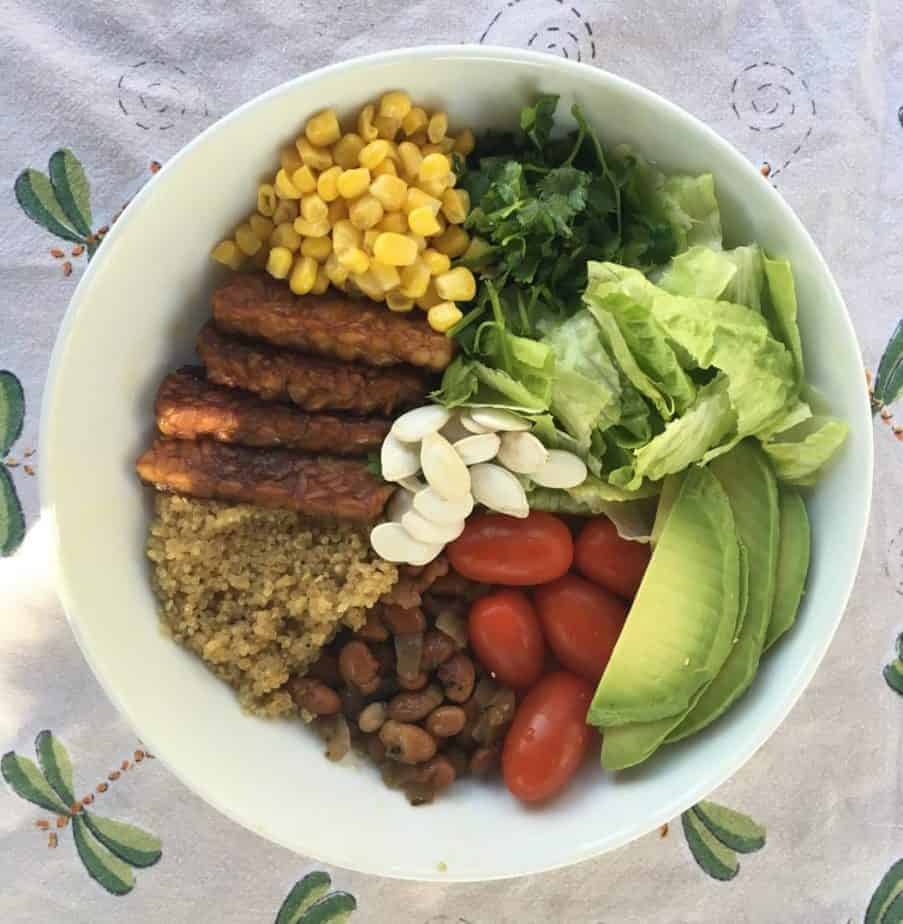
[274, 871, 357, 924]
[680, 800, 766, 881]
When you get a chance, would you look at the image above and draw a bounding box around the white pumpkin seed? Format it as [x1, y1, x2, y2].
[497, 431, 549, 474]
[531, 449, 588, 489]
[440, 412, 473, 443]
[421, 431, 471, 500]
[459, 410, 494, 434]
[469, 463, 529, 518]
[413, 486, 474, 524]
[370, 522, 443, 565]
[397, 475, 426, 494]
[470, 408, 530, 432]
[380, 433, 420, 482]
[391, 405, 451, 443]
[401, 509, 465, 544]
[387, 489, 415, 523]
[453, 432, 501, 466]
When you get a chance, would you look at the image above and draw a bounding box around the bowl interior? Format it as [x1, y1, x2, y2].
[42, 47, 871, 881]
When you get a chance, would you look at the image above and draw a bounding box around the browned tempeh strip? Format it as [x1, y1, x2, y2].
[136, 438, 395, 521]
[156, 368, 390, 455]
[211, 273, 455, 371]
[197, 322, 429, 416]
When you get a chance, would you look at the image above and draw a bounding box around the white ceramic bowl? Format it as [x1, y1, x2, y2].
[42, 46, 872, 881]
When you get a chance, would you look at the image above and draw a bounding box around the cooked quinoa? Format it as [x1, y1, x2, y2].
[146, 494, 398, 716]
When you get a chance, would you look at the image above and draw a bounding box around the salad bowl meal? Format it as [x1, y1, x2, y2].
[42, 46, 871, 880]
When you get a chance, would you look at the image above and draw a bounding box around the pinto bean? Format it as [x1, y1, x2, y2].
[339, 640, 381, 694]
[382, 605, 427, 635]
[397, 670, 428, 690]
[425, 705, 467, 738]
[420, 629, 456, 672]
[356, 610, 389, 642]
[470, 744, 501, 777]
[358, 701, 388, 734]
[287, 677, 341, 716]
[379, 719, 437, 765]
[388, 684, 444, 723]
[438, 653, 476, 703]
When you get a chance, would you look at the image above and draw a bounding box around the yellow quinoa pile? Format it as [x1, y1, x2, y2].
[146, 494, 398, 716]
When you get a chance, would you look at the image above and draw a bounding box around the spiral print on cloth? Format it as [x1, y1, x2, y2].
[480, 0, 597, 63]
[117, 60, 209, 132]
[730, 62, 816, 178]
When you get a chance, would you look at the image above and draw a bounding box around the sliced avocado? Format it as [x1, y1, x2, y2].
[588, 465, 741, 727]
[601, 544, 749, 770]
[669, 441, 779, 742]
[763, 486, 810, 651]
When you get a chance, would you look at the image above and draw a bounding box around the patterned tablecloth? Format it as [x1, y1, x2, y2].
[1, 2, 901, 921]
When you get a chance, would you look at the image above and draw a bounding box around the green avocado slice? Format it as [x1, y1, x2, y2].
[588, 465, 741, 727]
[668, 441, 779, 741]
[763, 486, 810, 651]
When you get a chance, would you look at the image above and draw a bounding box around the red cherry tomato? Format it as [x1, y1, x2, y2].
[447, 511, 573, 586]
[574, 517, 651, 599]
[533, 574, 627, 684]
[502, 671, 595, 803]
[468, 590, 545, 689]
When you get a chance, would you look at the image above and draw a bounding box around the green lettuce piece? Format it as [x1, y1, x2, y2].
[723, 245, 766, 312]
[631, 376, 736, 486]
[435, 356, 550, 413]
[761, 416, 849, 485]
[660, 174, 722, 252]
[658, 245, 737, 299]
[763, 255, 805, 383]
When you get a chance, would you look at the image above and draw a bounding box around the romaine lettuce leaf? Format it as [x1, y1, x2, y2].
[723, 245, 766, 312]
[658, 245, 737, 299]
[761, 416, 849, 485]
[435, 356, 551, 413]
[763, 255, 805, 383]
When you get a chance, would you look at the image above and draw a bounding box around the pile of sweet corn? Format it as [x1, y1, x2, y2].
[211, 91, 479, 333]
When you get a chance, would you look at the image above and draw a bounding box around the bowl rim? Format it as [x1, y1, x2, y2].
[40, 43, 873, 881]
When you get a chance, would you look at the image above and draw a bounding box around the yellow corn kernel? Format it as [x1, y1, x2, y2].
[447, 170, 458, 188]
[374, 160, 399, 180]
[305, 108, 341, 147]
[301, 235, 332, 262]
[252, 245, 270, 270]
[408, 205, 442, 237]
[267, 246, 293, 279]
[288, 166, 315, 197]
[359, 140, 391, 171]
[327, 198, 348, 224]
[275, 168, 302, 199]
[441, 188, 470, 225]
[234, 222, 261, 256]
[402, 106, 428, 136]
[357, 104, 378, 142]
[386, 291, 415, 312]
[399, 259, 431, 298]
[295, 137, 333, 171]
[428, 301, 463, 333]
[422, 248, 451, 276]
[257, 183, 277, 216]
[271, 221, 301, 252]
[312, 264, 330, 294]
[433, 225, 470, 258]
[427, 111, 448, 144]
[379, 91, 412, 121]
[336, 167, 371, 200]
[370, 260, 401, 291]
[374, 115, 400, 140]
[332, 219, 362, 254]
[349, 194, 384, 230]
[407, 130, 428, 147]
[416, 280, 442, 310]
[280, 144, 303, 174]
[397, 141, 423, 181]
[333, 132, 365, 169]
[338, 246, 370, 275]
[316, 165, 343, 202]
[372, 232, 418, 267]
[378, 211, 408, 233]
[293, 217, 330, 238]
[454, 128, 475, 156]
[419, 173, 454, 198]
[412, 233, 427, 252]
[325, 251, 349, 286]
[249, 214, 274, 242]
[289, 255, 319, 295]
[404, 187, 441, 215]
[419, 152, 451, 182]
[273, 198, 299, 226]
[423, 138, 455, 155]
[435, 266, 476, 302]
[369, 174, 408, 211]
[301, 194, 328, 224]
[362, 229, 380, 253]
[211, 239, 244, 270]
[351, 270, 385, 301]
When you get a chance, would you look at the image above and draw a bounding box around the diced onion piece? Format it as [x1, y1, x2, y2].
[370, 522, 442, 564]
[453, 432, 500, 465]
[380, 432, 420, 482]
[401, 509, 465, 544]
[470, 408, 530, 432]
[413, 486, 473, 524]
[469, 463, 529, 518]
[530, 449, 588, 489]
[421, 431, 471, 500]
[391, 405, 451, 443]
[496, 431, 549, 474]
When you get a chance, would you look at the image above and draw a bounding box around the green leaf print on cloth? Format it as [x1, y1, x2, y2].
[873, 320, 903, 413]
[885, 633, 903, 696]
[1, 731, 161, 896]
[0, 370, 25, 556]
[276, 871, 357, 924]
[865, 859, 903, 924]
[681, 800, 766, 881]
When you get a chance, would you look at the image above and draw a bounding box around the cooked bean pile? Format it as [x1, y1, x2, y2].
[288, 572, 515, 804]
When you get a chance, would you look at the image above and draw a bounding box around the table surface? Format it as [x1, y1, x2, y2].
[1, 2, 901, 921]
